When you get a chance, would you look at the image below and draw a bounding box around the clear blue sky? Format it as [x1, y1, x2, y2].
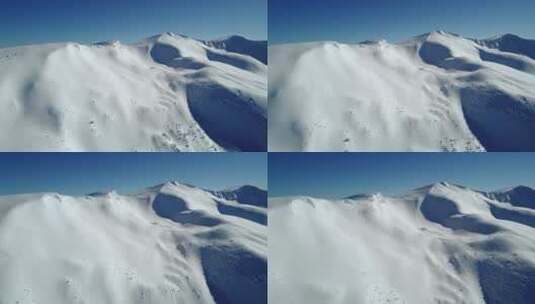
[0, 0, 266, 48]
[0, 153, 266, 195]
[269, 153, 535, 198]
[269, 0, 535, 44]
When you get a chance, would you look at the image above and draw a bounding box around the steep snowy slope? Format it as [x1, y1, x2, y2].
[0, 182, 267, 304]
[269, 32, 535, 151]
[475, 34, 535, 60]
[270, 182, 535, 304]
[204, 35, 267, 65]
[0, 33, 267, 151]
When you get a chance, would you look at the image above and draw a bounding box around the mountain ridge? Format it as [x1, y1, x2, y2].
[0, 181, 267, 303]
[324, 182, 535, 203]
[269, 31, 535, 151]
[0, 32, 267, 151]
[270, 182, 535, 303]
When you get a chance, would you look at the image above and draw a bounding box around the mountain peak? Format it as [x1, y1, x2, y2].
[474, 33, 535, 59]
[416, 181, 453, 191]
[487, 33, 521, 41]
[163, 180, 197, 188]
[143, 180, 197, 194]
[215, 35, 248, 42]
[222, 184, 265, 192]
[211, 185, 267, 207]
[407, 31, 461, 45]
[143, 32, 190, 44]
[499, 184, 535, 193]
[514, 185, 535, 191]
[486, 185, 535, 209]
[416, 30, 454, 39]
[407, 182, 471, 198]
[204, 35, 267, 64]
[432, 30, 448, 36]
[156, 32, 178, 38]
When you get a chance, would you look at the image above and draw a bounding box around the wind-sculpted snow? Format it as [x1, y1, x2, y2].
[270, 182, 535, 304]
[0, 33, 267, 151]
[269, 31, 535, 151]
[0, 182, 267, 304]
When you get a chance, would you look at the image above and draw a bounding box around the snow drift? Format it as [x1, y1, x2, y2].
[0, 33, 267, 151]
[270, 182, 535, 303]
[269, 32, 535, 151]
[0, 182, 267, 303]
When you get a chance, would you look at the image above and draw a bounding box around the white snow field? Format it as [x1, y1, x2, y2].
[269, 32, 535, 151]
[0, 182, 267, 304]
[270, 182, 535, 304]
[0, 33, 267, 151]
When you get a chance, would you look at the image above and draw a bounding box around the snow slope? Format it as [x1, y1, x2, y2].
[204, 35, 267, 65]
[270, 182, 535, 304]
[0, 33, 267, 151]
[0, 182, 267, 303]
[269, 32, 535, 151]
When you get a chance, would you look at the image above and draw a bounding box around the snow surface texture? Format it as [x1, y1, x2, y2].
[0, 182, 267, 303]
[269, 32, 535, 151]
[0, 33, 267, 151]
[270, 182, 535, 304]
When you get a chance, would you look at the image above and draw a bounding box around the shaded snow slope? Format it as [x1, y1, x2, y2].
[475, 34, 535, 60]
[204, 35, 267, 65]
[0, 33, 267, 151]
[269, 32, 535, 151]
[0, 182, 267, 303]
[270, 182, 535, 304]
[211, 185, 268, 208]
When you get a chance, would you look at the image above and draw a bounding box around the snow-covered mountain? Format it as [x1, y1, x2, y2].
[269, 182, 535, 303]
[204, 35, 267, 65]
[269, 32, 535, 151]
[0, 181, 267, 303]
[0, 33, 267, 151]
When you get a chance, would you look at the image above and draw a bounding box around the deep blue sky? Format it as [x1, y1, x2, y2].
[0, 153, 266, 195]
[269, 0, 535, 44]
[0, 0, 266, 48]
[269, 153, 535, 198]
